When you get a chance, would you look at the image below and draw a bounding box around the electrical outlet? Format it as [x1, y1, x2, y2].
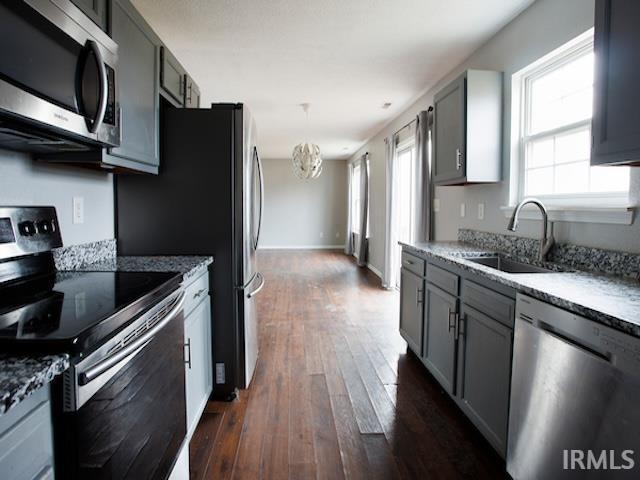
[72, 196, 84, 224]
[433, 198, 440, 212]
[478, 203, 485, 220]
[460, 203, 466, 218]
[215, 363, 226, 384]
[319, 232, 324, 238]
[335, 232, 340, 238]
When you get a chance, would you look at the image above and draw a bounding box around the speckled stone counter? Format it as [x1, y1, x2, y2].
[401, 241, 640, 338]
[0, 354, 69, 416]
[71, 255, 213, 283]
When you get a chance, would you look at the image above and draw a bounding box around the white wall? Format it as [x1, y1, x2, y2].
[0, 149, 114, 246]
[260, 159, 347, 248]
[350, 0, 640, 273]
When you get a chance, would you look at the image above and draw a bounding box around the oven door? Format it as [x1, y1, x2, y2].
[55, 291, 187, 480]
[0, 0, 119, 151]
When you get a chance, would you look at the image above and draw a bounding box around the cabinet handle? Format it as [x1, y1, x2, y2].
[456, 148, 462, 170]
[404, 259, 414, 265]
[416, 287, 424, 306]
[456, 314, 464, 340]
[185, 338, 192, 369]
[193, 288, 206, 299]
[448, 308, 457, 333]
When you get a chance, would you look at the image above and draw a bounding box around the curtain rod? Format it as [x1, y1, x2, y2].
[393, 117, 417, 136]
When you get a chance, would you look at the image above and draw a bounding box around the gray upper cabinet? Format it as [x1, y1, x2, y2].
[433, 70, 503, 185]
[457, 303, 513, 457]
[71, 0, 109, 31]
[591, 0, 640, 166]
[161, 47, 186, 107]
[422, 282, 458, 394]
[108, 0, 160, 172]
[184, 74, 201, 108]
[399, 268, 424, 355]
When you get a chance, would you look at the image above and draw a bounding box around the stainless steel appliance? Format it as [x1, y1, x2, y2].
[0, 0, 119, 152]
[508, 293, 640, 479]
[0, 206, 187, 479]
[116, 103, 263, 399]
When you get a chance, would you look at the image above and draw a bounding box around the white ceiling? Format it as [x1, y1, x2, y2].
[132, 0, 533, 160]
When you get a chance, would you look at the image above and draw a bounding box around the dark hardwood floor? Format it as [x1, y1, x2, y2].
[190, 250, 508, 479]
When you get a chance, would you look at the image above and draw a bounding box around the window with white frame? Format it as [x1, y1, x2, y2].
[514, 30, 630, 205]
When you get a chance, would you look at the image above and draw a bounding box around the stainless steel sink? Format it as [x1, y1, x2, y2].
[465, 256, 554, 274]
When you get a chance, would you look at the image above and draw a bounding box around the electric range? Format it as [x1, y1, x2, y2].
[0, 206, 188, 479]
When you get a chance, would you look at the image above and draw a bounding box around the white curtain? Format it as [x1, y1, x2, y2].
[413, 109, 433, 242]
[354, 153, 369, 266]
[344, 162, 354, 255]
[382, 134, 399, 288]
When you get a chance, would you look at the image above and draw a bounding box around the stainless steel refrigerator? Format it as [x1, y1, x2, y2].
[115, 103, 263, 400]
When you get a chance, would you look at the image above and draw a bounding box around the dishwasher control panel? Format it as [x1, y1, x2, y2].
[516, 293, 640, 374]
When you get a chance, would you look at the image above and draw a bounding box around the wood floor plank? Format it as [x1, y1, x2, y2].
[189, 412, 224, 480]
[329, 394, 372, 480]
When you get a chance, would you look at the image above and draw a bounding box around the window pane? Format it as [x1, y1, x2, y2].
[529, 52, 594, 135]
[527, 137, 554, 168]
[555, 128, 590, 164]
[525, 167, 554, 195]
[554, 162, 589, 194]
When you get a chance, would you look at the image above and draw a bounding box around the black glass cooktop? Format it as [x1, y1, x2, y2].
[0, 270, 181, 354]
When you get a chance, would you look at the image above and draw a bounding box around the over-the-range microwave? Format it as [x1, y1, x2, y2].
[0, 0, 120, 153]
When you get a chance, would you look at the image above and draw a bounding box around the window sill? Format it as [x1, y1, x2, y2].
[500, 205, 636, 225]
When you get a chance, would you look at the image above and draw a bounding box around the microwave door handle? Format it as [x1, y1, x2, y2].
[86, 40, 108, 134]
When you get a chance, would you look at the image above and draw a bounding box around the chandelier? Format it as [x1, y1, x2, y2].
[292, 103, 322, 179]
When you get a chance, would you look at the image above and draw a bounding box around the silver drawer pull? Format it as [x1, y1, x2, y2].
[193, 288, 207, 299]
[404, 259, 415, 265]
[185, 338, 192, 369]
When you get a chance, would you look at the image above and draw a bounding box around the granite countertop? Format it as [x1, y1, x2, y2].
[70, 255, 214, 282]
[401, 241, 640, 338]
[0, 354, 69, 416]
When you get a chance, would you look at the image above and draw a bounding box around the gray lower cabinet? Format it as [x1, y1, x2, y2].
[108, 0, 160, 172]
[0, 387, 54, 480]
[184, 271, 213, 439]
[399, 268, 424, 355]
[70, 0, 109, 31]
[422, 282, 458, 394]
[457, 303, 513, 457]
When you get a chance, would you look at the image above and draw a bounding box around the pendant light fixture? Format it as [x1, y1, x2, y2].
[292, 103, 322, 179]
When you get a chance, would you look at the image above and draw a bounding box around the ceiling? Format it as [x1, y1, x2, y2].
[132, 0, 534, 160]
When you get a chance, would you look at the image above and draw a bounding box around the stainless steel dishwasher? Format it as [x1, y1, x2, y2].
[508, 294, 640, 479]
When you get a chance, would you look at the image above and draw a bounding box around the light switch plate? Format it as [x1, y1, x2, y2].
[72, 196, 84, 224]
[433, 198, 440, 212]
[478, 203, 485, 220]
[460, 203, 466, 218]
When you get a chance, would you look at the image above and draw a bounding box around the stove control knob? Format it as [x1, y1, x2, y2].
[36, 220, 53, 234]
[19, 221, 36, 236]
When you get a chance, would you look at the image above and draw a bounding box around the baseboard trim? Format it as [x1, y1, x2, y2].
[367, 263, 382, 278]
[259, 245, 344, 250]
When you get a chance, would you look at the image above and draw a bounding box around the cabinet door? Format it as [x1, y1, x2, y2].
[433, 74, 466, 184]
[161, 47, 186, 106]
[109, 0, 160, 168]
[71, 0, 109, 31]
[185, 298, 213, 437]
[423, 283, 458, 394]
[399, 268, 424, 355]
[457, 304, 513, 457]
[591, 0, 640, 166]
[184, 75, 201, 108]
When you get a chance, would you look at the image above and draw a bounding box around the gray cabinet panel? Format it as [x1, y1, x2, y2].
[401, 250, 425, 277]
[591, 0, 640, 166]
[0, 387, 54, 480]
[399, 268, 424, 355]
[433, 75, 465, 184]
[426, 262, 459, 296]
[71, 0, 108, 31]
[161, 47, 185, 106]
[185, 297, 213, 438]
[462, 280, 514, 328]
[457, 304, 513, 457]
[108, 0, 159, 168]
[423, 283, 458, 394]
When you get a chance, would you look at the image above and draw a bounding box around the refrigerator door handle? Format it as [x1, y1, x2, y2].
[253, 146, 264, 250]
[246, 272, 265, 299]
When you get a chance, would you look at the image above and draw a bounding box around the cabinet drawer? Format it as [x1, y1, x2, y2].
[183, 270, 209, 317]
[401, 251, 425, 277]
[426, 263, 459, 295]
[463, 281, 514, 328]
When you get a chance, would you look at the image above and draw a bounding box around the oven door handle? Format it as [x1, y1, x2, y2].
[78, 291, 186, 385]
